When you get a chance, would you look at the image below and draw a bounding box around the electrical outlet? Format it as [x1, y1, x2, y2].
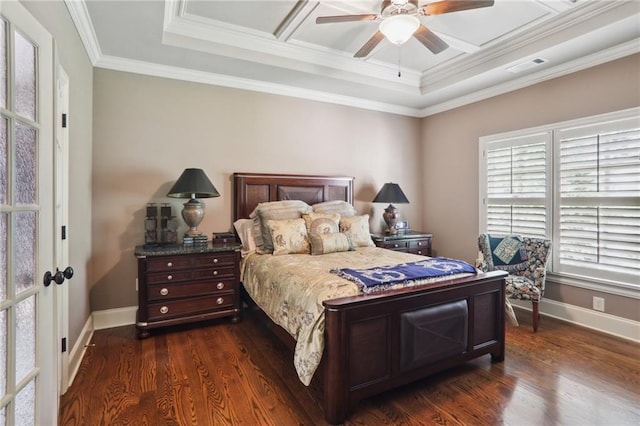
[593, 296, 605, 312]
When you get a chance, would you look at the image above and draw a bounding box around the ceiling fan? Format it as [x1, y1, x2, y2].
[316, 0, 495, 58]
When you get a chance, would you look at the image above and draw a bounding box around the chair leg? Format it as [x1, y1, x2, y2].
[532, 301, 540, 332]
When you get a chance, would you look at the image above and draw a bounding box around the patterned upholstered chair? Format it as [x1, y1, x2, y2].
[477, 234, 552, 332]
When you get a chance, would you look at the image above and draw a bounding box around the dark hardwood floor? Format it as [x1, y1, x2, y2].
[59, 309, 640, 425]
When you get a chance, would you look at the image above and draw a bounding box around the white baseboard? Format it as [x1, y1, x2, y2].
[510, 298, 640, 343]
[92, 306, 137, 330]
[65, 307, 137, 388]
[66, 315, 94, 389]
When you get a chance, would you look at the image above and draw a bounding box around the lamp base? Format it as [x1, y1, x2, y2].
[382, 204, 400, 235]
[182, 199, 205, 237]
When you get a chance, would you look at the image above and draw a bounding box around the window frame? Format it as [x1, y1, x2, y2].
[479, 107, 640, 297]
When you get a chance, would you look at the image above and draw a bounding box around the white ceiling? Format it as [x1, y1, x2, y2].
[67, 0, 640, 117]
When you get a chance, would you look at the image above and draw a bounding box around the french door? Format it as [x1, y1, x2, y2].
[0, 1, 56, 425]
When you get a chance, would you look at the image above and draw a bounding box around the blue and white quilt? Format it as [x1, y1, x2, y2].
[332, 257, 477, 294]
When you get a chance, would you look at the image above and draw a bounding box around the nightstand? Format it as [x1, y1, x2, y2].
[134, 242, 242, 338]
[371, 231, 433, 256]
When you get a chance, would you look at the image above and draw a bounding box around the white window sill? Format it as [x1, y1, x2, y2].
[547, 272, 640, 300]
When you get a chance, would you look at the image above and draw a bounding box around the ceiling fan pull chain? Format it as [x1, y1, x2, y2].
[397, 46, 402, 78]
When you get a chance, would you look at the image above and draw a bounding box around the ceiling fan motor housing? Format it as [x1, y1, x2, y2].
[382, 0, 419, 17]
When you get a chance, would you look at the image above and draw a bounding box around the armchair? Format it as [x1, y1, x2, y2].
[478, 234, 552, 332]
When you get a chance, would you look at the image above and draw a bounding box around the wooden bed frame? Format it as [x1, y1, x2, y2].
[233, 172, 507, 425]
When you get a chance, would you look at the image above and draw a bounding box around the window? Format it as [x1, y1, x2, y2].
[482, 132, 551, 238]
[480, 108, 640, 290]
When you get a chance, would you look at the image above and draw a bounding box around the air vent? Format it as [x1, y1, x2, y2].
[506, 58, 548, 74]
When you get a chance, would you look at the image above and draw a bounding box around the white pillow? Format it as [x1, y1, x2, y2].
[250, 200, 313, 254]
[233, 218, 256, 256]
[312, 200, 357, 217]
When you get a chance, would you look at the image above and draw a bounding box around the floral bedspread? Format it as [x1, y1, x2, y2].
[240, 247, 476, 385]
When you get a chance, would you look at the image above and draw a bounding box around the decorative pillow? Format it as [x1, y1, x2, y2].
[309, 232, 354, 255]
[250, 200, 312, 253]
[302, 212, 340, 235]
[339, 215, 374, 247]
[486, 235, 529, 273]
[312, 200, 357, 217]
[232, 218, 256, 256]
[267, 218, 310, 256]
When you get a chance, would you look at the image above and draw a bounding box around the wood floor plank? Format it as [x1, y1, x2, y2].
[60, 311, 640, 425]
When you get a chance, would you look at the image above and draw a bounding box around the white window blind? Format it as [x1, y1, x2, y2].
[556, 116, 640, 284]
[480, 108, 640, 289]
[482, 133, 550, 239]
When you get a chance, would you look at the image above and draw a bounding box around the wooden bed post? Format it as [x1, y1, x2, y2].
[323, 306, 349, 425]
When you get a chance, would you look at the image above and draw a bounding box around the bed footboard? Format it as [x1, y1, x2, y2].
[322, 270, 507, 425]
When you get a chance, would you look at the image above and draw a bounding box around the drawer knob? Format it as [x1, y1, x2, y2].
[160, 306, 169, 314]
[212, 271, 218, 276]
[216, 282, 225, 290]
[417, 242, 423, 246]
[167, 275, 173, 280]
[167, 262, 173, 267]
[393, 243, 399, 248]
[160, 288, 169, 296]
[212, 258, 219, 264]
[216, 297, 224, 305]
[417, 250, 423, 255]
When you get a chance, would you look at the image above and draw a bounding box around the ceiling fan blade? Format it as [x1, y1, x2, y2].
[420, 0, 494, 16]
[316, 14, 379, 24]
[414, 25, 449, 54]
[354, 31, 385, 58]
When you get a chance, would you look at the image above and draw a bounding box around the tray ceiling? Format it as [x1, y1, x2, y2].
[68, 0, 640, 116]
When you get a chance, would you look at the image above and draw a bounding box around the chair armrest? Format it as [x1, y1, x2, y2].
[475, 250, 491, 272]
[531, 266, 548, 293]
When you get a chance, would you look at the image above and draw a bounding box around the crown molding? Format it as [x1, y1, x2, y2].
[418, 39, 640, 117]
[93, 37, 638, 119]
[64, 0, 101, 65]
[95, 54, 423, 117]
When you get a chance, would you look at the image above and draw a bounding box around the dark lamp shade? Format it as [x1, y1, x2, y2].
[167, 168, 220, 199]
[372, 183, 409, 204]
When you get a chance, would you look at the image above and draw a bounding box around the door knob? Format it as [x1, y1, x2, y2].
[43, 266, 74, 287]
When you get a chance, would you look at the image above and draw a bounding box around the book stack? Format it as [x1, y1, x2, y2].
[183, 234, 209, 246]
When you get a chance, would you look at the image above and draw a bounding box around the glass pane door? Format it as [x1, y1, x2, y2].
[0, 2, 55, 425]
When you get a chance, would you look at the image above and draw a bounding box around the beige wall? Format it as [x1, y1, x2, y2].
[91, 69, 422, 311]
[22, 1, 94, 349]
[421, 54, 640, 321]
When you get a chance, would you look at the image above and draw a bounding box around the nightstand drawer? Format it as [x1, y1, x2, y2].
[371, 231, 433, 257]
[378, 240, 410, 250]
[192, 266, 236, 280]
[146, 256, 193, 272]
[146, 293, 235, 321]
[146, 265, 236, 285]
[146, 270, 193, 285]
[192, 253, 236, 267]
[146, 252, 236, 273]
[409, 239, 430, 249]
[408, 247, 429, 256]
[147, 279, 236, 301]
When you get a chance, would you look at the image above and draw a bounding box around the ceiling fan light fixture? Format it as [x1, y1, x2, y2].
[379, 14, 420, 45]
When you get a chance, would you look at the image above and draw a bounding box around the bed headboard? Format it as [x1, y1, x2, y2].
[233, 172, 354, 220]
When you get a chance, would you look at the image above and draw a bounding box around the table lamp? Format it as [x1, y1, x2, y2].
[167, 168, 220, 237]
[372, 182, 409, 234]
